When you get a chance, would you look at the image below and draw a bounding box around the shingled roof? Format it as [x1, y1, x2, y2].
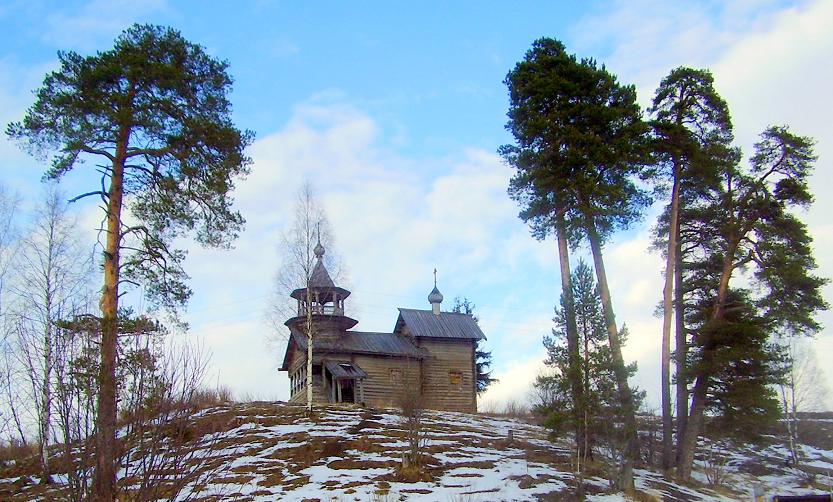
[309, 259, 335, 288]
[288, 330, 427, 359]
[395, 308, 486, 340]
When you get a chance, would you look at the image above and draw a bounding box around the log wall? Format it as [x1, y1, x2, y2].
[283, 335, 477, 413]
[417, 338, 476, 413]
[352, 354, 421, 409]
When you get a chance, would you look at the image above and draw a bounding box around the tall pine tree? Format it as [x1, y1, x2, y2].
[675, 126, 827, 480]
[7, 25, 253, 500]
[648, 67, 734, 470]
[502, 38, 649, 490]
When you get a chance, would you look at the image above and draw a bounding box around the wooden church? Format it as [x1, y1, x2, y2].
[279, 240, 486, 412]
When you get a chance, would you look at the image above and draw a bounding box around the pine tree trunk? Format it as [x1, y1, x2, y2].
[93, 129, 128, 502]
[674, 239, 687, 461]
[585, 218, 638, 492]
[583, 318, 591, 471]
[555, 210, 585, 465]
[677, 252, 735, 481]
[661, 165, 680, 472]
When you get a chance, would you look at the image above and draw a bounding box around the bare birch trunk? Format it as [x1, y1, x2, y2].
[306, 286, 313, 412]
[39, 318, 53, 484]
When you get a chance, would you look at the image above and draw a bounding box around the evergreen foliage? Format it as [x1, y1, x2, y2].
[693, 291, 783, 439]
[648, 66, 735, 469]
[451, 297, 497, 394]
[501, 36, 648, 491]
[675, 125, 828, 480]
[7, 24, 253, 500]
[535, 262, 643, 457]
[7, 24, 254, 311]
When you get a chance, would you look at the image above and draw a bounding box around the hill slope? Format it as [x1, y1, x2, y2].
[2, 402, 833, 500]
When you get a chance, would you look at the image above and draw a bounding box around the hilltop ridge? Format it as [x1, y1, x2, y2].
[2, 402, 833, 501]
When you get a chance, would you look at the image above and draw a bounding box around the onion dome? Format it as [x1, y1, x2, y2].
[428, 268, 443, 314]
[428, 286, 443, 305]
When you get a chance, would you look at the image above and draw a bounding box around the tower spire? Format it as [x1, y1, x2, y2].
[313, 221, 325, 260]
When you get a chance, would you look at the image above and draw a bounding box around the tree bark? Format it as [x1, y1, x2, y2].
[38, 231, 55, 484]
[674, 237, 687, 460]
[585, 218, 638, 492]
[306, 289, 313, 412]
[39, 311, 53, 484]
[661, 163, 680, 472]
[555, 210, 585, 467]
[92, 127, 129, 502]
[676, 251, 735, 480]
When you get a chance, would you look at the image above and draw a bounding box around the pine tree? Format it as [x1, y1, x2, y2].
[7, 24, 253, 500]
[502, 38, 650, 489]
[648, 67, 734, 470]
[537, 262, 642, 471]
[675, 126, 828, 480]
[451, 297, 497, 394]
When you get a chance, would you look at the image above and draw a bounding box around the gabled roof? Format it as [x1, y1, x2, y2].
[280, 330, 427, 370]
[395, 308, 486, 340]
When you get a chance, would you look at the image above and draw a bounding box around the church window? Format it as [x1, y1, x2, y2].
[449, 371, 463, 387]
[389, 368, 402, 383]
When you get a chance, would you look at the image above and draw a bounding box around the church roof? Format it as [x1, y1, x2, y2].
[309, 259, 335, 289]
[395, 308, 486, 340]
[288, 330, 427, 359]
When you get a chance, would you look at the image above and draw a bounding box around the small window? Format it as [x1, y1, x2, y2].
[449, 371, 463, 387]
[389, 368, 403, 383]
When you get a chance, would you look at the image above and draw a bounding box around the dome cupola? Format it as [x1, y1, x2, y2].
[428, 268, 443, 315]
[287, 234, 357, 331]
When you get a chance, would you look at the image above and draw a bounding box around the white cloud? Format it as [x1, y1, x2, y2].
[480, 350, 548, 410]
[5, 0, 830, 412]
[181, 97, 546, 398]
[42, 0, 171, 50]
[569, 0, 833, 410]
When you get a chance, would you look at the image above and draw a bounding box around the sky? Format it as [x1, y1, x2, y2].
[1, 0, 832, 410]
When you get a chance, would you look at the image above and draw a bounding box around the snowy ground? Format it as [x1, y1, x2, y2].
[2, 402, 833, 501]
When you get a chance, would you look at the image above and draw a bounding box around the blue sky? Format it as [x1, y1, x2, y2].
[2, 0, 832, 408]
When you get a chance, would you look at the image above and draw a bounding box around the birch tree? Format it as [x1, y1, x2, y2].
[273, 183, 340, 412]
[12, 186, 90, 483]
[778, 337, 829, 466]
[0, 185, 19, 442]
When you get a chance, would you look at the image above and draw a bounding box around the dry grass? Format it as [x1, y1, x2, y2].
[3, 401, 801, 501]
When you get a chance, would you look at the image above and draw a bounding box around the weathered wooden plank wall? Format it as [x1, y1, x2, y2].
[417, 338, 476, 413]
